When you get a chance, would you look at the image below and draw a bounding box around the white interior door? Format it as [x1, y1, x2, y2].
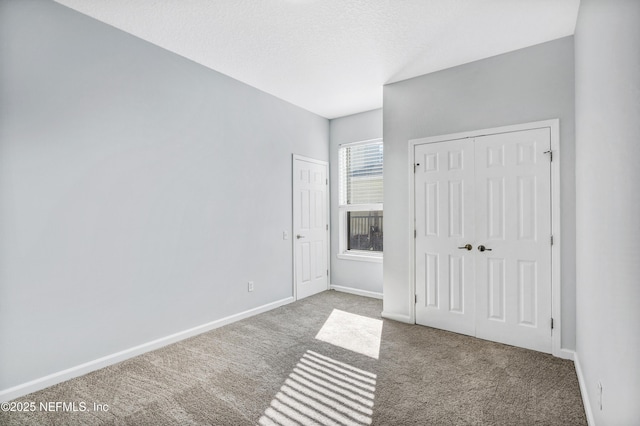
[414, 139, 476, 336]
[293, 156, 329, 300]
[474, 128, 551, 352]
[414, 128, 552, 353]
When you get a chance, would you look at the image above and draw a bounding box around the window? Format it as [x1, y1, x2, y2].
[338, 139, 383, 261]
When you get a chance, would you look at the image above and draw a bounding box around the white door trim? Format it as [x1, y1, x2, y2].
[292, 154, 330, 301]
[408, 119, 563, 357]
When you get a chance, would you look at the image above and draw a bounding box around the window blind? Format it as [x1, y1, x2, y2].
[339, 140, 383, 205]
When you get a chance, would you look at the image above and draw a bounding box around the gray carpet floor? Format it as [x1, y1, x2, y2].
[1, 290, 586, 425]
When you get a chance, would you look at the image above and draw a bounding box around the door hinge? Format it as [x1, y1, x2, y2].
[327, 269, 329, 276]
[414, 229, 417, 238]
[415, 294, 417, 303]
[414, 163, 420, 173]
[551, 318, 554, 330]
[326, 224, 329, 231]
[326, 178, 328, 185]
[544, 150, 553, 162]
[551, 235, 554, 245]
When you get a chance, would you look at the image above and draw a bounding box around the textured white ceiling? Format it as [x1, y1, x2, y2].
[53, 0, 580, 119]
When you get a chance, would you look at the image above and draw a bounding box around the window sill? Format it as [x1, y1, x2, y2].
[337, 252, 383, 263]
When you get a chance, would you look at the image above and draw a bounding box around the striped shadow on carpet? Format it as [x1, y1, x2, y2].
[258, 350, 376, 425]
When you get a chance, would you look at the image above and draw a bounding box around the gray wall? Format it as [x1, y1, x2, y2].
[382, 37, 576, 349]
[575, 0, 640, 423]
[329, 109, 383, 294]
[0, 0, 328, 391]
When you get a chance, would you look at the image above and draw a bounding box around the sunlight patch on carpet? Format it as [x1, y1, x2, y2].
[314, 309, 383, 359]
[258, 350, 377, 426]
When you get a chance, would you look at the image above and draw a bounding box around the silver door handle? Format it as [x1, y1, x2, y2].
[478, 245, 492, 252]
[457, 244, 473, 251]
[296, 235, 305, 239]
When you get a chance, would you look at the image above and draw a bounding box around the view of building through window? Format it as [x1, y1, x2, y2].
[339, 140, 383, 255]
[347, 210, 383, 251]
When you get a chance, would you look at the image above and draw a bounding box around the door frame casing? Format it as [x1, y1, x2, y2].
[292, 154, 330, 301]
[408, 119, 565, 358]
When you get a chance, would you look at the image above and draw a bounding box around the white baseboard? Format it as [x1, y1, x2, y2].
[0, 296, 294, 403]
[574, 352, 595, 426]
[381, 311, 412, 324]
[330, 284, 383, 299]
[555, 348, 575, 361]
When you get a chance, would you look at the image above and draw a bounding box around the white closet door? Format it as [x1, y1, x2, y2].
[415, 127, 552, 353]
[474, 128, 552, 353]
[414, 138, 476, 336]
